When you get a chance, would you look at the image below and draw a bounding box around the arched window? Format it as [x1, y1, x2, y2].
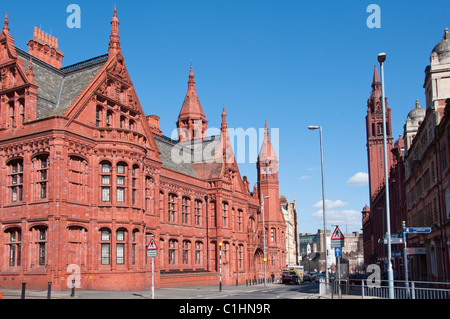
[271, 228, 276, 242]
[195, 241, 203, 265]
[96, 106, 102, 127]
[223, 241, 229, 260]
[6, 228, 21, 267]
[33, 155, 49, 200]
[377, 123, 383, 136]
[194, 200, 202, 226]
[9, 101, 14, 128]
[237, 209, 243, 232]
[132, 165, 139, 206]
[168, 194, 177, 222]
[132, 229, 139, 265]
[30, 226, 47, 266]
[169, 239, 177, 264]
[68, 156, 88, 203]
[182, 197, 190, 224]
[182, 240, 190, 265]
[106, 110, 113, 127]
[8, 159, 23, 202]
[100, 228, 111, 265]
[100, 162, 112, 202]
[238, 244, 244, 269]
[116, 162, 127, 203]
[116, 229, 126, 265]
[222, 202, 229, 227]
[120, 115, 126, 129]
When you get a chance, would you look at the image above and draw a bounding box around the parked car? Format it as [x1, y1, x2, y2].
[309, 272, 317, 281]
[348, 273, 369, 285]
[303, 274, 312, 283]
[281, 271, 299, 285]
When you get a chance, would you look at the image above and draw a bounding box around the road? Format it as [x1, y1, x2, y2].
[0, 281, 321, 299]
[203, 282, 320, 299]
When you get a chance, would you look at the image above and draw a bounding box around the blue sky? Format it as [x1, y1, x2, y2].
[4, 1, 450, 234]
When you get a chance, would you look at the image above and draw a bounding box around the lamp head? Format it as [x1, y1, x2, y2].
[378, 53, 386, 63]
[308, 126, 320, 130]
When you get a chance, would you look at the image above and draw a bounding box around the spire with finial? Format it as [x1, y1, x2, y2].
[258, 119, 278, 163]
[221, 105, 227, 131]
[177, 62, 207, 141]
[188, 61, 195, 90]
[369, 65, 382, 105]
[109, 5, 121, 55]
[372, 65, 381, 87]
[3, 12, 9, 32]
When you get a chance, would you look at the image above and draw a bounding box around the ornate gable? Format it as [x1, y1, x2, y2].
[61, 12, 160, 163]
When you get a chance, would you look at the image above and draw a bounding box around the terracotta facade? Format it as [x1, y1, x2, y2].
[0, 10, 286, 291]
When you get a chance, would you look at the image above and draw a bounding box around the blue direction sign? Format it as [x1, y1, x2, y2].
[335, 247, 342, 258]
[405, 227, 431, 234]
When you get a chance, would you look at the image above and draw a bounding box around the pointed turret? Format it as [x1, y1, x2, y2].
[372, 64, 380, 86]
[177, 62, 208, 141]
[365, 65, 394, 202]
[214, 105, 235, 165]
[258, 120, 278, 166]
[257, 119, 285, 233]
[0, 12, 18, 61]
[109, 5, 121, 56]
[221, 104, 227, 131]
[3, 12, 9, 32]
[369, 65, 382, 106]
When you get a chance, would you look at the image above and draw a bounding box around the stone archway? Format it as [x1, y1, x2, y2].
[254, 248, 264, 279]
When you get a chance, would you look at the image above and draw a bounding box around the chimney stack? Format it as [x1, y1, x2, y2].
[27, 27, 64, 69]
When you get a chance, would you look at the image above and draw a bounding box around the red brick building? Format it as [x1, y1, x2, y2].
[362, 66, 406, 270]
[0, 9, 286, 291]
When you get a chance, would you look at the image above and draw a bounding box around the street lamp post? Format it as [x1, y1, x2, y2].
[219, 242, 223, 292]
[262, 196, 269, 287]
[378, 52, 394, 299]
[308, 125, 329, 284]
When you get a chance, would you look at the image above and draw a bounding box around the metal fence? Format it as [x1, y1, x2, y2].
[319, 279, 450, 299]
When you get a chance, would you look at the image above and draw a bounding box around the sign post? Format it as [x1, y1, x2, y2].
[331, 226, 345, 299]
[402, 221, 410, 298]
[146, 238, 158, 299]
[402, 224, 430, 298]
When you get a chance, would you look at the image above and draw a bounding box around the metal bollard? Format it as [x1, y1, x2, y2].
[21, 282, 26, 299]
[47, 282, 52, 299]
[70, 279, 75, 298]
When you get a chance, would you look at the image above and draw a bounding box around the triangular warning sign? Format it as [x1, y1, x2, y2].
[331, 227, 345, 240]
[147, 238, 158, 251]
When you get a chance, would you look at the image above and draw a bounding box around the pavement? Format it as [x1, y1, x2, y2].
[0, 282, 321, 299]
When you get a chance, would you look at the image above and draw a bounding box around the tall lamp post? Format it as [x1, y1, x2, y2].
[218, 242, 223, 291]
[308, 125, 329, 284]
[378, 52, 394, 299]
[262, 196, 269, 287]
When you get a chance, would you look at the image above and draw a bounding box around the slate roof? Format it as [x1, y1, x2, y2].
[16, 46, 231, 182]
[16, 47, 108, 119]
[153, 134, 224, 179]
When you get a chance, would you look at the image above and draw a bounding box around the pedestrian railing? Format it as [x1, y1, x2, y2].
[320, 279, 450, 299]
